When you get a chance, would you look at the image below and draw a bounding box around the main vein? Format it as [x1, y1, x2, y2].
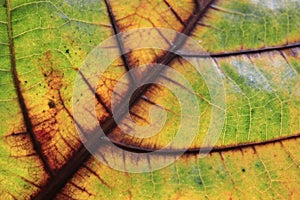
[33, 0, 215, 199]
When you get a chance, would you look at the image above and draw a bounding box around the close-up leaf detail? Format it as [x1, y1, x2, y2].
[0, 0, 300, 199]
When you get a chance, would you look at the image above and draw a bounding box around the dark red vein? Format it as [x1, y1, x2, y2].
[107, 132, 300, 155]
[5, 0, 54, 177]
[104, 0, 137, 87]
[162, 0, 186, 25]
[180, 42, 300, 58]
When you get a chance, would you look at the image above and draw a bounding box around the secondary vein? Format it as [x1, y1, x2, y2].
[180, 42, 300, 58]
[5, 0, 54, 177]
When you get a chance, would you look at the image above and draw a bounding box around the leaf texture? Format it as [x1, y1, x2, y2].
[0, 0, 300, 199]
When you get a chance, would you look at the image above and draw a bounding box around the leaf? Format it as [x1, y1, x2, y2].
[0, 0, 300, 199]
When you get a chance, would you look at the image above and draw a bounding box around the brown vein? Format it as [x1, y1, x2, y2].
[5, 0, 54, 177]
[162, 0, 186, 26]
[108, 132, 300, 155]
[180, 42, 300, 58]
[104, 0, 137, 88]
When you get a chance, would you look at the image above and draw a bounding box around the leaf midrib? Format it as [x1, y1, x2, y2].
[33, 0, 215, 199]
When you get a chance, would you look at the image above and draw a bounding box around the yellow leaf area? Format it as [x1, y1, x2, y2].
[108, 0, 195, 68]
[59, 138, 300, 199]
[0, 0, 300, 199]
[93, 0, 300, 151]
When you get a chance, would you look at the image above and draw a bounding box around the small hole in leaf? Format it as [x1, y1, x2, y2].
[65, 49, 70, 54]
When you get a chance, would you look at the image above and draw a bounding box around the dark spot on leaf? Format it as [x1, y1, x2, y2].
[65, 49, 70, 54]
[48, 100, 56, 108]
[3, 3, 6, 7]
[241, 168, 246, 173]
[195, 177, 203, 185]
[24, 80, 27, 83]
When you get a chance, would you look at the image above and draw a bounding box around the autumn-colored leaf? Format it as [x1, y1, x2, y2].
[0, 0, 300, 199]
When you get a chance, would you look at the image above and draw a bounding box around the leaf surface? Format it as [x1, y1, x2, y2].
[0, 0, 300, 199]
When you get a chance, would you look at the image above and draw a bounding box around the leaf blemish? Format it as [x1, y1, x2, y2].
[48, 100, 56, 109]
[195, 177, 203, 185]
